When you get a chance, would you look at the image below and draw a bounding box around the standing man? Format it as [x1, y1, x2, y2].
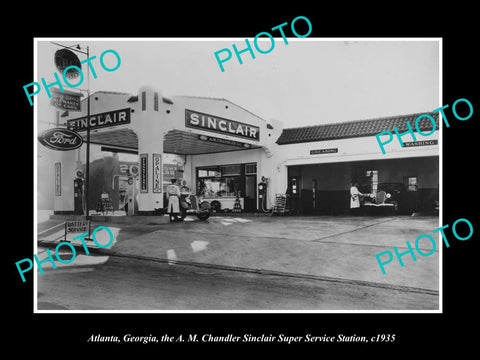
[350, 181, 364, 215]
[166, 178, 181, 215]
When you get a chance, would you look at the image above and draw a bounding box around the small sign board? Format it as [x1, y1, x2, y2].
[403, 140, 438, 147]
[65, 220, 90, 241]
[310, 148, 338, 155]
[50, 88, 82, 111]
[198, 134, 251, 148]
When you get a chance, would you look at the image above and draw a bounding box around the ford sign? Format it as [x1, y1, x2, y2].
[38, 128, 83, 151]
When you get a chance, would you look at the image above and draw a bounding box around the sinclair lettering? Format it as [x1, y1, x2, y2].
[67, 108, 131, 132]
[185, 109, 260, 141]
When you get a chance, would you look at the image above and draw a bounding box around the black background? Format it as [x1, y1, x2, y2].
[6, 5, 478, 355]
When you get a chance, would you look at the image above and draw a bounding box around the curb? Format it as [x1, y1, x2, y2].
[49, 214, 171, 225]
[37, 239, 439, 296]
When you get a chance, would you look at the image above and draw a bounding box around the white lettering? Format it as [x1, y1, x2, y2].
[236, 124, 244, 135]
[186, 110, 259, 140]
[49, 132, 78, 145]
[190, 113, 199, 125]
[218, 120, 227, 131]
[207, 116, 216, 129]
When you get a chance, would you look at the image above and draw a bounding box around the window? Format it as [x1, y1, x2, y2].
[198, 168, 221, 178]
[220, 165, 241, 176]
[245, 163, 257, 175]
[196, 163, 256, 198]
[405, 176, 417, 192]
[141, 91, 146, 111]
[154, 92, 159, 111]
[197, 165, 241, 197]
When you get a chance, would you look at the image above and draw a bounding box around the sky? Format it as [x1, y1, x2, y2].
[34, 38, 440, 209]
[35, 38, 440, 130]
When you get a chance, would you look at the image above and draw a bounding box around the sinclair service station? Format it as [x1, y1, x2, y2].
[39, 85, 439, 217]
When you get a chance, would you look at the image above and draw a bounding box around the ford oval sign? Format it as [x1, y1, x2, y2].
[38, 128, 83, 151]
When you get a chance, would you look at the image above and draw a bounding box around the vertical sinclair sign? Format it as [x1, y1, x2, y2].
[140, 154, 148, 193]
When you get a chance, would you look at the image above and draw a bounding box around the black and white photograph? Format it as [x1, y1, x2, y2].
[8, 8, 478, 352]
[33, 38, 442, 312]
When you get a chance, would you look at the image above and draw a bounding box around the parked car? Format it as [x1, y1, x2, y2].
[363, 183, 413, 214]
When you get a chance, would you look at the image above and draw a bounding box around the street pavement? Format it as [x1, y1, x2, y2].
[37, 214, 440, 302]
[37, 255, 438, 311]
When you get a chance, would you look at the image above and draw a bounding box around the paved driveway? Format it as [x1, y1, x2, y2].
[106, 214, 440, 293]
[37, 214, 440, 310]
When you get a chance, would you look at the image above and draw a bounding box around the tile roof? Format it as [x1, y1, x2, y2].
[276, 112, 439, 145]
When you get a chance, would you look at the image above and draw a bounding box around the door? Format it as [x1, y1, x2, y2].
[244, 175, 257, 212]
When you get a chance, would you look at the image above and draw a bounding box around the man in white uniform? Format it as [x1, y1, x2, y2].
[350, 181, 364, 215]
[166, 178, 181, 214]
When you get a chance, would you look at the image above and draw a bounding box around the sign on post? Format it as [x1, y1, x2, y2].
[38, 128, 84, 151]
[50, 88, 82, 111]
[65, 220, 90, 242]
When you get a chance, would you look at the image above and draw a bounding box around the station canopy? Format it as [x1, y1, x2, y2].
[86, 128, 261, 155]
[64, 91, 264, 155]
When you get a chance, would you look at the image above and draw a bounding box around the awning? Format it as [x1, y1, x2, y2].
[84, 129, 261, 155]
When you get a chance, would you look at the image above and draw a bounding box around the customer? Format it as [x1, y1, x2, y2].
[350, 181, 364, 215]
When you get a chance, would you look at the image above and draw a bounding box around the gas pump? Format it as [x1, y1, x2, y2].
[126, 165, 139, 216]
[288, 176, 299, 214]
[258, 176, 269, 212]
[73, 169, 84, 215]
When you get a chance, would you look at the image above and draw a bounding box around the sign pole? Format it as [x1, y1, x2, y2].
[85, 45, 91, 223]
[51, 42, 91, 228]
[132, 174, 135, 216]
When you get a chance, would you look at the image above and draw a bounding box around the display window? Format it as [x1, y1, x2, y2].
[196, 163, 256, 199]
[197, 165, 242, 198]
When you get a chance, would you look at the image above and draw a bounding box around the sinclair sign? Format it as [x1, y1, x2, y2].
[67, 108, 131, 132]
[185, 109, 260, 141]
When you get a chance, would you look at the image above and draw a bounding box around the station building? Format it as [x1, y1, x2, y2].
[44, 86, 439, 216]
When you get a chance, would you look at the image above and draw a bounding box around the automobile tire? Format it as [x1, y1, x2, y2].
[210, 200, 221, 212]
[197, 211, 211, 221]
